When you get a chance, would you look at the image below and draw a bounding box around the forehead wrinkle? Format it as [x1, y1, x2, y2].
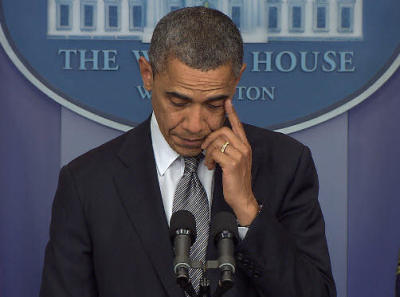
[174, 76, 234, 92]
[177, 84, 227, 93]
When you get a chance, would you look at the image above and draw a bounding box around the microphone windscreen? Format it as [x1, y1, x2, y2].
[170, 210, 197, 243]
[210, 211, 239, 243]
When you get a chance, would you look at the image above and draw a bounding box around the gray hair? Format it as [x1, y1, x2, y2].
[148, 6, 244, 77]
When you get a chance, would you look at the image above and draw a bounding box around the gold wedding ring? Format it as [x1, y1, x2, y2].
[220, 141, 230, 153]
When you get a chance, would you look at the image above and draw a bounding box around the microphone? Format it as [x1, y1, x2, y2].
[211, 212, 239, 290]
[169, 210, 197, 289]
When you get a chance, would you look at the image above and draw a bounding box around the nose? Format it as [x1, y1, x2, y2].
[182, 106, 205, 135]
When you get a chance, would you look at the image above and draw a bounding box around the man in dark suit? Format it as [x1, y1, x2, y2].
[40, 6, 336, 297]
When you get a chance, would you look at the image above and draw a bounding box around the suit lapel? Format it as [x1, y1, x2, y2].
[113, 119, 184, 297]
[205, 165, 233, 292]
[206, 137, 261, 292]
[208, 132, 261, 237]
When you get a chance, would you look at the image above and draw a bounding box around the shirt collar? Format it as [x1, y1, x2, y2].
[150, 113, 180, 176]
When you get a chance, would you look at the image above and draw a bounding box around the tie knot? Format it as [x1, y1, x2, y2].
[183, 155, 203, 174]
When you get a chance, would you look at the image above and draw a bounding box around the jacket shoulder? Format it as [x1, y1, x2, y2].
[243, 123, 306, 156]
[65, 118, 150, 173]
[66, 130, 128, 174]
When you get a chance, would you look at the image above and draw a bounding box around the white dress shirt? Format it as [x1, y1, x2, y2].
[150, 113, 248, 238]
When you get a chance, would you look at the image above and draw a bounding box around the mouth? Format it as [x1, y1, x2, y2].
[173, 135, 205, 148]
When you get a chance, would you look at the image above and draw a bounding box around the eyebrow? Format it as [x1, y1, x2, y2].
[165, 91, 230, 103]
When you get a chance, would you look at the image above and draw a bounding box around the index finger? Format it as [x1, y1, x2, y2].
[225, 99, 248, 143]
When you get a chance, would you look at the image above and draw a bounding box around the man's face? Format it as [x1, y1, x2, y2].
[139, 57, 244, 156]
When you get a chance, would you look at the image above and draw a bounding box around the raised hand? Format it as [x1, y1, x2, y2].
[201, 100, 259, 226]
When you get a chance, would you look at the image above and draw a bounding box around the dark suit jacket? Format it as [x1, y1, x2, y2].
[40, 118, 336, 297]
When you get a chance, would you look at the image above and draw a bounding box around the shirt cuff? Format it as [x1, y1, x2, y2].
[238, 226, 249, 240]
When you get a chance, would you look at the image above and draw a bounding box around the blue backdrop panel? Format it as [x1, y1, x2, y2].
[292, 113, 348, 297]
[60, 107, 122, 166]
[348, 68, 400, 297]
[0, 46, 60, 297]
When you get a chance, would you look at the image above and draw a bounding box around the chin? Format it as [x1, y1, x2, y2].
[175, 146, 202, 157]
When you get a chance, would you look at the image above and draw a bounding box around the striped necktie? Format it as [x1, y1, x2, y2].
[172, 155, 210, 293]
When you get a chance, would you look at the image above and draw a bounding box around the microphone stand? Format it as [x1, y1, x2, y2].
[172, 211, 238, 297]
[177, 260, 233, 297]
[198, 270, 211, 297]
[206, 260, 234, 297]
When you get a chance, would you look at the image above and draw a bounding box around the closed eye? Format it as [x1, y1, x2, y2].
[170, 98, 188, 107]
[207, 102, 224, 109]
[205, 97, 226, 110]
[166, 92, 191, 107]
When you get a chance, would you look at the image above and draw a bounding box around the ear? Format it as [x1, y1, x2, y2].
[234, 63, 247, 86]
[138, 56, 154, 91]
[239, 63, 247, 76]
